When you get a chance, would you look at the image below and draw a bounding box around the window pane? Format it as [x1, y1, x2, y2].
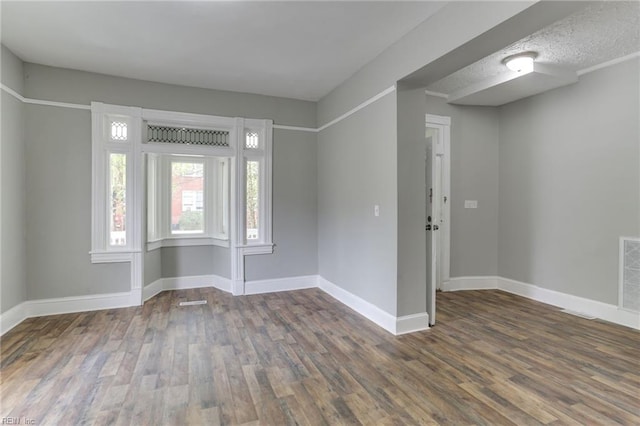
[109, 153, 126, 246]
[172, 162, 204, 235]
[245, 131, 259, 149]
[110, 121, 128, 141]
[246, 160, 259, 240]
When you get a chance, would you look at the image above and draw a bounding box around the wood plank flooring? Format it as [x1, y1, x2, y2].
[1, 288, 638, 425]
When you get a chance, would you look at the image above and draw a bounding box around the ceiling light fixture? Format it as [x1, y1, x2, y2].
[503, 52, 538, 73]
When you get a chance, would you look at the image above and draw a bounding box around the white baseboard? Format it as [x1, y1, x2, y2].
[26, 291, 135, 318]
[143, 274, 232, 302]
[245, 275, 318, 295]
[0, 302, 28, 336]
[442, 276, 499, 291]
[0, 291, 135, 335]
[318, 276, 399, 334]
[497, 277, 640, 330]
[2, 274, 435, 337]
[396, 313, 430, 335]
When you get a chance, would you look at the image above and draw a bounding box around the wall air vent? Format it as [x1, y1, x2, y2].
[620, 237, 640, 313]
[147, 125, 229, 147]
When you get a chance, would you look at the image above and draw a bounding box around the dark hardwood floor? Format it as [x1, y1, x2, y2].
[1, 288, 638, 425]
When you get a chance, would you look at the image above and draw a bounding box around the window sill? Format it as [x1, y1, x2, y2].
[147, 237, 230, 251]
[238, 243, 274, 255]
[90, 250, 137, 263]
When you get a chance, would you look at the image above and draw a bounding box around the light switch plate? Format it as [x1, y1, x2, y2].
[464, 200, 478, 209]
[374, 205, 380, 217]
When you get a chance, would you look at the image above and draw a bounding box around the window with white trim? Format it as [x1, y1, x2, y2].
[146, 154, 229, 248]
[91, 103, 274, 266]
[91, 104, 141, 262]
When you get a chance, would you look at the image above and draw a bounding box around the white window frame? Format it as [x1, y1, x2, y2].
[91, 103, 274, 300]
[238, 120, 273, 254]
[91, 104, 142, 262]
[146, 154, 230, 251]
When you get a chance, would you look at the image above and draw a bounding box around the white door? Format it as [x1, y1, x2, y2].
[425, 115, 450, 326]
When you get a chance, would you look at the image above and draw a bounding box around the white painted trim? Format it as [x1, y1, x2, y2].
[89, 251, 135, 263]
[497, 277, 640, 330]
[0, 302, 28, 336]
[143, 274, 233, 302]
[317, 85, 396, 132]
[239, 244, 275, 255]
[146, 237, 230, 251]
[1, 84, 90, 109]
[1, 83, 25, 102]
[444, 276, 639, 329]
[577, 51, 640, 76]
[244, 275, 318, 295]
[317, 276, 397, 334]
[273, 124, 318, 133]
[396, 313, 430, 335]
[23, 97, 90, 110]
[424, 89, 448, 99]
[26, 292, 135, 317]
[443, 276, 499, 291]
[2, 274, 433, 337]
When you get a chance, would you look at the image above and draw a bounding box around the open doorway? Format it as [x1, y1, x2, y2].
[425, 114, 450, 326]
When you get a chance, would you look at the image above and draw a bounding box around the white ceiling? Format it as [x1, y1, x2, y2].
[1, 1, 445, 101]
[427, 1, 640, 97]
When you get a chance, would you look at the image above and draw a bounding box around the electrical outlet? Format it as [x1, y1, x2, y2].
[464, 200, 478, 209]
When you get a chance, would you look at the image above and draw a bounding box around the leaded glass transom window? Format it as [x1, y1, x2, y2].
[110, 121, 128, 141]
[147, 125, 229, 147]
[245, 132, 259, 149]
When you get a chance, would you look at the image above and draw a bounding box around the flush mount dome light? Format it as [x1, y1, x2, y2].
[503, 52, 538, 73]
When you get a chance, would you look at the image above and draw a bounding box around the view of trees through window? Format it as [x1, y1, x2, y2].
[171, 161, 204, 234]
[109, 153, 127, 246]
[246, 160, 259, 240]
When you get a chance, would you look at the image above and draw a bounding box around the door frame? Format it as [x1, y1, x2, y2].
[426, 114, 451, 323]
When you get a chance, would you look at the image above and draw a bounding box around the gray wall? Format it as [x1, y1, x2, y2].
[245, 129, 318, 281]
[317, 94, 398, 315]
[316, 2, 531, 317]
[25, 104, 131, 299]
[22, 63, 317, 300]
[498, 58, 640, 305]
[144, 248, 161, 286]
[1, 46, 27, 313]
[161, 246, 230, 279]
[396, 86, 500, 316]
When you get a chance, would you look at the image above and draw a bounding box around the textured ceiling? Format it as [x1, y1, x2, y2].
[1, 1, 445, 101]
[427, 1, 640, 95]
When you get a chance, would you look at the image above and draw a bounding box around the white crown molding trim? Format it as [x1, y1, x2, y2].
[1, 83, 25, 102]
[396, 313, 430, 335]
[0, 302, 28, 336]
[497, 277, 640, 330]
[143, 274, 233, 302]
[577, 51, 640, 76]
[317, 276, 397, 334]
[1, 83, 90, 110]
[317, 85, 396, 132]
[273, 124, 318, 133]
[443, 276, 499, 292]
[244, 275, 318, 295]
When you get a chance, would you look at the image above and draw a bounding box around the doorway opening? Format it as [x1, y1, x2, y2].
[425, 114, 450, 326]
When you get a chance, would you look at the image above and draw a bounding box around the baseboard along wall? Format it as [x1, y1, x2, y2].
[445, 276, 639, 330]
[3, 274, 635, 336]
